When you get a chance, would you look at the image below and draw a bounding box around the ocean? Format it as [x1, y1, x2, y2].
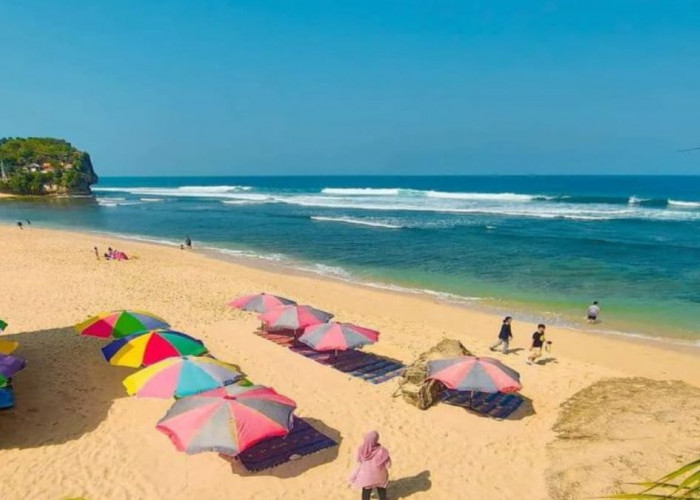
[1, 175, 699, 343]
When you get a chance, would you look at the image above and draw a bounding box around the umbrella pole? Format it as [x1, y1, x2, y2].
[469, 390, 474, 409]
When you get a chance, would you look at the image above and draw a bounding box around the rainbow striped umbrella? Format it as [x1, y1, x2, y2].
[299, 322, 379, 352]
[228, 293, 297, 313]
[102, 330, 207, 368]
[0, 353, 27, 386]
[123, 356, 244, 398]
[76, 310, 170, 339]
[259, 305, 333, 331]
[156, 384, 296, 456]
[427, 356, 521, 393]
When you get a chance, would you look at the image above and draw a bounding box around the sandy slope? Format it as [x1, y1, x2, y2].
[0, 224, 698, 500]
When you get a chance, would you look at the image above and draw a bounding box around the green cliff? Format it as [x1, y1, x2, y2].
[0, 137, 98, 195]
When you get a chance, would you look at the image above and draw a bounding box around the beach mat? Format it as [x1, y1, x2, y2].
[221, 417, 337, 472]
[440, 390, 524, 419]
[257, 330, 405, 384]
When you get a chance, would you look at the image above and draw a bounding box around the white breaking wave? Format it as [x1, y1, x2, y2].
[321, 188, 402, 196]
[424, 190, 536, 202]
[140, 198, 164, 202]
[93, 185, 252, 199]
[310, 216, 403, 229]
[628, 196, 648, 205]
[668, 199, 700, 208]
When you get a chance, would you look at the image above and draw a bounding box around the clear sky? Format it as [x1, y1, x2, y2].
[2, 1, 699, 176]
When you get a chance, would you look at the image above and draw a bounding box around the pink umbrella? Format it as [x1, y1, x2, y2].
[259, 305, 333, 332]
[228, 293, 297, 313]
[427, 356, 521, 393]
[299, 322, 379, 352]
[156, 384, 296, 456]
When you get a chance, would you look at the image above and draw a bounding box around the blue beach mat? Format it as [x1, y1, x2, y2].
[440, 390, 524, 419]
[0, 384, 15, 410]
[222, 417, 337, 472]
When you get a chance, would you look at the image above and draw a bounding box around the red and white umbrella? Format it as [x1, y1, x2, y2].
[228, 293, 297, 313]
[299, 322, 379, 352]
[259, 305, 333, 331]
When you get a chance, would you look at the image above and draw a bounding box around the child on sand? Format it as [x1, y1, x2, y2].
[489, 316, 513, 354]
[350, 431, 391, 500]
[526, 324, 546, 365]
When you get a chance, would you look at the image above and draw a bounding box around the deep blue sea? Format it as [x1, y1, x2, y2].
[2, 175, 699, 342]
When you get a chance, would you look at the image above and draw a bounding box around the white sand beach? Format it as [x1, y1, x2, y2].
[1, 224, 699, 500]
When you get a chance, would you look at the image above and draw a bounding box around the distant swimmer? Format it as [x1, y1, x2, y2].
[26, 219, 31, 225]
[587, 301, 600, 323]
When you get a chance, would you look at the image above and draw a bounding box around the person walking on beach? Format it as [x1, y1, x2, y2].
[350, 431, 391, 500]
[490, 316, 513, 353]
[185, 236, 192, 249]
[94, 246, 100, 260]
[527, 324, 546, 365]
[16, 221, 23, 230]
[587, 301, 600, 323]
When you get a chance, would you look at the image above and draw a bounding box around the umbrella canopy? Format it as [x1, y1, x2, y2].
[0, 340, 19, 355]
[76, 310, 170, 339]
[299, 322, 379, 352]
[0, 319, 7, 333]
[123, 356, 244, 398]
[228, 293, 297, 313]
[102, 330, 207, 368]
[156, 384, 296, 456]
[427, 356, 521, 393]
[0, 353, 27, 385]
[259, 305, 333, 331]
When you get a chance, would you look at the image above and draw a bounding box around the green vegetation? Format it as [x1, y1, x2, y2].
[607, 457, 700, 499]
[0, 137, 98, 195]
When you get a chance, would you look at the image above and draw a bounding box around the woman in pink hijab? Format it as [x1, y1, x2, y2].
[349, 431, 391, 500]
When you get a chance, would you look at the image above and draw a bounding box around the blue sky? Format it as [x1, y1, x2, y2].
[1, 1, 699, 176]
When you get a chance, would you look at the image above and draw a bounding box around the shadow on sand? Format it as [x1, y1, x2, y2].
[222, 417, 342, 479]
[389, 470, 432, 498]
[0, 326, 131, 449]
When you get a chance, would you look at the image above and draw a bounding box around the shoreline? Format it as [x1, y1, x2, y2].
[93, 227, 700, 353]
[5, 222, 700, 372]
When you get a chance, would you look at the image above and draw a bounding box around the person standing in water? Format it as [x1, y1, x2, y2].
[490, 316, 513, 354]
[587, 301, 600, 323]
[350, 431, 391, 500]
[185, 236, 192, 249]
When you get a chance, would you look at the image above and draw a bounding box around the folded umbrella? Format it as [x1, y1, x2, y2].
[228, 293, 297, 313]
[123, 356, 244, 398]
[76, 310, 170, 339]
[156, 384, 296, 456]
[102, 330, 207, 368]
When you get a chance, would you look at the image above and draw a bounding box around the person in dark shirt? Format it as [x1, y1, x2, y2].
[185, 236, 192, 249]
[489, 316, 513, 354]
[527, 324, 546, 365]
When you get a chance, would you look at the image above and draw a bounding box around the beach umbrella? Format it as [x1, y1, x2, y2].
[228, 293, 297, 313]
[259, 305, 333, 331]
[123, 356, 244, 398]
[75, 310, 170, 339]
[0, 340, 19, 355]
[102, 330, 207, 368]
[299, 322, 379, 353]
[0, 319, 7, 333]
[427, 356, 521, 394]
[0, 353, 27, 386]
[156, 384, 296, 456]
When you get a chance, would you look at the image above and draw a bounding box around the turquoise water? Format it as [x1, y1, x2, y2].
[1, 175, 699, 342]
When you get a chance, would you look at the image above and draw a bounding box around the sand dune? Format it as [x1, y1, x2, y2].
[0, 224, 698, 500]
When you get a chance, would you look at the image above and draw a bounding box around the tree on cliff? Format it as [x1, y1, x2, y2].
[0, 137, 98, 195]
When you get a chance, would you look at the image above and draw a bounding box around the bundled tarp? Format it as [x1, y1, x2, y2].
[395, 339, 472, 410]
